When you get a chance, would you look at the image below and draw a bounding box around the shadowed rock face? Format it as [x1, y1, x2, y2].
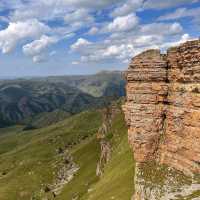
[123, 40, 200, 175]
[123, 40, 200, 199]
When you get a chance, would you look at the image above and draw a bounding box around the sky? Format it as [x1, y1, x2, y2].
[0, 0, 200, 77]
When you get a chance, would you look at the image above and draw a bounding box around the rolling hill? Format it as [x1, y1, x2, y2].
[0, 103, 134, 200]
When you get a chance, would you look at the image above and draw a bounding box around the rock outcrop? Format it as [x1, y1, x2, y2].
[123, 40, 200, 199]
[96, 104, 121, 176]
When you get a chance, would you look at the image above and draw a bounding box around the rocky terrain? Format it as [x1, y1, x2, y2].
[123, 40, 200, 199]
[96, 104, 121, 177]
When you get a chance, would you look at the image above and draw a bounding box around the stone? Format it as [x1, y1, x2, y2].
[123, 40, 200, 199]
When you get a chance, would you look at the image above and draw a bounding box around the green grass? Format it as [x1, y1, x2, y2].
[81, 112, 135, 200]
[0, 107, 134, 200]
[0, 110, 102, 200]
[55, 137, 101, 200]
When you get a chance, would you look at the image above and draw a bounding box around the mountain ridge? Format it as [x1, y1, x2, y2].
[0, 71, 125, 128]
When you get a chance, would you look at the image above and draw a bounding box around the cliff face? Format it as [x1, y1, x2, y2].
[124, 49, 168, 164]
[123, 40, 200, 199]
[160, 41, 200, 175]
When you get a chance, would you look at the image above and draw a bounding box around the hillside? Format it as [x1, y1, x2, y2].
[0, 105, 134, 200]
[0, 72, 125, 128]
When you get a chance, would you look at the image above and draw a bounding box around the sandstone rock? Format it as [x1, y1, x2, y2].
[123, 39, 200, 175]
[123, 40, 200, 199]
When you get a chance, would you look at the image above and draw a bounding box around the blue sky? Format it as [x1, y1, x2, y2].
[0, 0, 200, 77]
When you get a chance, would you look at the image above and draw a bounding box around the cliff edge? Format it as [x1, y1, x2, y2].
[123, 40, 200, 200]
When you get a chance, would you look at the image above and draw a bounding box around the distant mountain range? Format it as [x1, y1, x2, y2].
[0, 71, 125, 127]
[29, 71, 125, 97]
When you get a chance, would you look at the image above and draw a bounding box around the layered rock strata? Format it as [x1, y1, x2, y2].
[123, 40, 200, 199]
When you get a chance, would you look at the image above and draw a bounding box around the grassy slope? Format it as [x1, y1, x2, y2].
[56, 110, 135, 200]
[0, 109, 134, 200]
[82, 113, 135, 200]
[0, 111, 101, 200]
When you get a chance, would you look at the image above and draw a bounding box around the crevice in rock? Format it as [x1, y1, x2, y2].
[96, 106, 112, 177]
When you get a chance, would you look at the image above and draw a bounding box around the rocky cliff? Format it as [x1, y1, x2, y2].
[123, 40, 200, 199]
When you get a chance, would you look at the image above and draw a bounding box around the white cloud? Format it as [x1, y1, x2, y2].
[32, 54, 47, 63]
[0, 0, 196, 66]
[143, 0, 198, 10]
[61, 0, 123, 9]
[161, 33, 194, 49]
[103, 45, 121, 57]
[88, 27, 99, 35]
[140, 22, 183, 36]
[158, 7, 200, 21]
[72, 61, 80, 65]
[9, 0, 122, 22]
[64, 8, 93, 23]
[134, 35, 162, 46]
[71, 20, 187, 64]
[23, 35, 58, 62]
[111, 0, 143, 17]
[10, 1, 64, 21]
[64, 8, 94, 29]
[0, 19, 49, 53]
[71, 38, 92, 51]
[106, 13, 139, 32]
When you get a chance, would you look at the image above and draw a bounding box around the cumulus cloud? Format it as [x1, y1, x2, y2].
[0, 0, 196, 66]
[143, 0, 198, 10]
[64, 8, 93, 23]
[9, 0, 122, 22]
[105, 13, 139, 32]
[158, 7, 200, 21]
[71, 20, 187, 64]
[23, 35, 58, 62]
[32, 54, 47, 63]
[103, 44, 137, 60]
[62, 0, 123, 9]
[111, 0, 143, 17]
[64, 8, 94, 29]
[0, 19, 49, 53]
[140, 22, 183, 36]
[9, 1, 64, 21]
[161, 33, 193, 49]
[71, 38, 92, 51]
[88, 27, 99, 35]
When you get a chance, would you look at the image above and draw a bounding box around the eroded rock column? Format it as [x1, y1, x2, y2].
[124, 49, 168, 162]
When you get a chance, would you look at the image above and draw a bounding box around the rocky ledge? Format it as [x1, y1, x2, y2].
[123, 40, 200, 199]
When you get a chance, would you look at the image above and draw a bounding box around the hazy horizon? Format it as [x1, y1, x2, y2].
[0, 69, 124, 80]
